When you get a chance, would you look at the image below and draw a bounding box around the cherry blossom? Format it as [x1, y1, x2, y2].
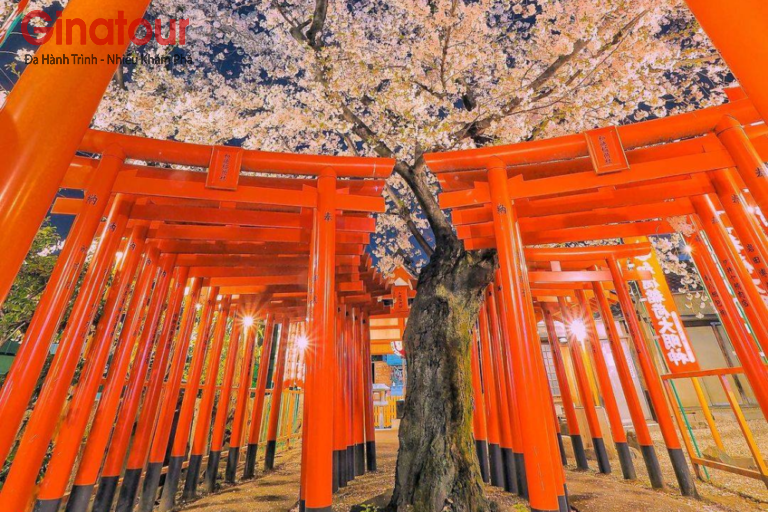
[0, 0, 731, 281]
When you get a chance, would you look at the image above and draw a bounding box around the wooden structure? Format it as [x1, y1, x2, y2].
[1, 1, 768, 511]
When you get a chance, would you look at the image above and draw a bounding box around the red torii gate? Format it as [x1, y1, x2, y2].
[0, 1, 767, 512]
[532, 240, 768, 486]
[424, 90, 768, 509]
[0, 121, 395, 512]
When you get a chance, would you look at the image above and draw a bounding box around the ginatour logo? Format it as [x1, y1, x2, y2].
[21, 10, 189, 46]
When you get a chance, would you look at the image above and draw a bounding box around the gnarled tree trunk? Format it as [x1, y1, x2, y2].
[388, 240, 497, 512]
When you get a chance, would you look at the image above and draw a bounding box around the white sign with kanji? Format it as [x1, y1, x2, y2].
[633, 252, 700, 373]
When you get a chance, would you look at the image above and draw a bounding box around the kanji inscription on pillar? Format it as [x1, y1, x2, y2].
[724, 224, 768, 306]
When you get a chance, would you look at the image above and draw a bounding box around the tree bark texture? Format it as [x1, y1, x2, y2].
[389, 241, 497, 512]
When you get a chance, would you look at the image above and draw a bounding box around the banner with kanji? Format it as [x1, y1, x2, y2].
[627, 242, 701, 374]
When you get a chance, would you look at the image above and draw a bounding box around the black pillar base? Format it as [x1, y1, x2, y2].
[615, 442, 637, 480]
[513, 451, 527, 499]
[205, 450, 221, 493]
[159, 456, 184, 512]
[182, 453, 203, 501]
[306, 507, 333, 512]
[563, 483, 571, 512]
[115, 467, 142, 512]
[571, 434, 589, 470]
[339, 448, 348, 488]
[593, 437, 611, 474]
[346, 446, 355, 482]
[354, 443, 366, 477]
[488, 443, 504, 488]
[265, 440, 277, 470]
[225, 447, 240, 484]
[366, 440, 377, 472]
[299, 499, 305, 512]
[92, 475, 119, 512]
[556, 433, 567, 466]
[640, 444, 664, 489]
[475, 439, 490, 483]
[333, 450, 341, 493]
[138, 461, 164, 512]
[558, 493, 570, 512]
[65, 484, 94, 512]
[243, 443, 258, 479]
[669, 447, 697, 497]
[501, 447, 518, 494]
[34, 498, 62, 512]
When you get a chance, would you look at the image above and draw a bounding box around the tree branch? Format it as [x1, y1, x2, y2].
[338, 104, 395, 158]
[385, 183, 435, 257]
[451, 38, 588, 143]
[450, 11, 646, 145]
[305, 0, 328, 48]
[437, 0, 460, 93]
[413, 81, 449, 101]
[393, 156, 455, 245]
[341, 133, 360, 156]
[274, 0, 460, 256]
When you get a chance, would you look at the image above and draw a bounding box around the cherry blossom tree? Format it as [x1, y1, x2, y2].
[0, 0, 733, 509]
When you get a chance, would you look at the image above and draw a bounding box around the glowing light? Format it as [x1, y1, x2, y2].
[568, 318, 588, 342]
[115, 251, 124, 263]
[296, 334, 309, 352]
[243, 316, 254, 328]
[748, 206, 756, 214]
[195, 303, 203, 311]
[682, 244, 693, 255]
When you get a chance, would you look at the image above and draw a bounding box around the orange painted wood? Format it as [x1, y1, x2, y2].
[424, 99, 758, 172]
[81, 129, 396, 178]
[585, 126, 629, 175]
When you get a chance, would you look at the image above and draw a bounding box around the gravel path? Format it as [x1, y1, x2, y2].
[179, 425, 767, 512]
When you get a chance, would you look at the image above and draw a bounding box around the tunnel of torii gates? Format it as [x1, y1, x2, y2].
[3, 2, 768, 512]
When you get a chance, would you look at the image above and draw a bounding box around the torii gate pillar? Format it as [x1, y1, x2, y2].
[684, 0, 768, 122]
[486, 160, 563, 512]
[0, 0, 152, 306]
[302, 168, 337, 512]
